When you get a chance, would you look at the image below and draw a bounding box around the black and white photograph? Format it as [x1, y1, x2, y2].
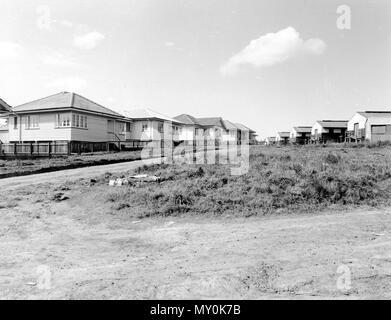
[0, 0, 391, 304]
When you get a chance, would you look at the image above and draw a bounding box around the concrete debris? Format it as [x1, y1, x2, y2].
[52, 193, 69, 202]
[129, 174, 160, 182]
[109, 175, 160, 186]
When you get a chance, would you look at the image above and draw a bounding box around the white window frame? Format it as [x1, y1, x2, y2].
[141, 123, 148, 132]
[26, 115, 39, 129]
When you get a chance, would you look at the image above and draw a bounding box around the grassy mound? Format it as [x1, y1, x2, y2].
[104, 146, 391, 217]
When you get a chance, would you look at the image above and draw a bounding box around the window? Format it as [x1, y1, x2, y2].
[158, 123, 164, 133]
[13, 117, 18, 129]
[372, 125, 386, 135]
[230, 130, 236, 137]
[195, 128, 199, 136]
[57, 113, 87, 128]
[27, 115, 39, 129]
[172, 125, 181, 135]
[334, 129, 342, 134]
[141, 123, 148, 132]
[118, 122, 125, 133]
[57, 113, 71, 127]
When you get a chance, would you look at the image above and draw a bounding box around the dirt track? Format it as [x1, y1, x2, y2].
[0, 157, 164, 189]
[1, 153, 391, 299]
[1, 169, 391, 299]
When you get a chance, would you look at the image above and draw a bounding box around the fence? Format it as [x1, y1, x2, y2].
[0, 142, 70, 157]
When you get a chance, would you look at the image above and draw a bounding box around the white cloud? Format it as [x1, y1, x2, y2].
[41, 52, 79, 68]
[164, 41, 175, 47]
[73, 32, 105, 50]
[220, 26, 326, 76]
[47, 76, 87, 92]
[0, 41, 22, 60]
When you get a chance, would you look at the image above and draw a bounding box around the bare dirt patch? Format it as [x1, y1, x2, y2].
[1, 146, 391, 299]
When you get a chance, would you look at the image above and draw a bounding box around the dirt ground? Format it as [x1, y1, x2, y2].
[0, 150, 142, 178]
[0, 159, 391, 299]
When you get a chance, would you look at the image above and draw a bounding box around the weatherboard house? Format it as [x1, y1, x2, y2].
[122, 108, 185, 149]
[290, 126, 312, 144]
[346, 111, 391, 143]
[173, 114, 257, 146]
[265, 137, 276, 145]
[0, 98, 13, 143]
[276, 132, 290, 145]
[0, 92, 132, 151]
[311, 120, 348, 144]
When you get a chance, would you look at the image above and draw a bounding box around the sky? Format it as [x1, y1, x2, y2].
[0, 0, 390, 138]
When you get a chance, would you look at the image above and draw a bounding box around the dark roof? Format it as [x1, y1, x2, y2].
[317, 120, 348, 128]
[173, 114, 224, 127]
[0, 98, 12, 114]
[358, 111, 391, 118]
[173, 114, 200, 125]
[123, 108, 183, 124]
[222, 120, 237, 130]
[196, 117, 224, 127]
[12, 92, 124, 118]
[278, 132, 290, 138]
[293, 126, 312, 133]
[173, 113, 256, 133]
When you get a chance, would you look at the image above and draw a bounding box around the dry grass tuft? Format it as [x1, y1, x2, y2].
[102, 145, 391, 218]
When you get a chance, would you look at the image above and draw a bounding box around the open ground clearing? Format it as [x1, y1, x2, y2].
[1, 145, 391, 299]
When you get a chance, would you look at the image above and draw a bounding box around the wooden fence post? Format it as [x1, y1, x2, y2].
[48, 142, 52, 158]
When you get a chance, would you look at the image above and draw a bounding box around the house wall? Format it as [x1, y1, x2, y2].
[347, 113, 367, 131]
[221, 130, 237, 143]
[71, 115, 128, 142]
[8, 113, 72, 142]
[366, 117, 391, 142]
[347, 113, 391, 142]
[7, 112, 129, 143]
[0, 130, 9, 143]
[311, 122, 326, 136]
[128, 120, 174, 141]
[290, 129, 298, 139]
[178, 125, 195, 141]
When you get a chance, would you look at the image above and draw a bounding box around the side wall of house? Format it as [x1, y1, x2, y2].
[8, 113, 72, 142]
[366, 117, 391, 142]
[311, 122, 325, 136]
[347, 113, 367, 131]
[0, 130, 9, 143]
[129, 120, 174, 141]
[71, 114, 127, 142]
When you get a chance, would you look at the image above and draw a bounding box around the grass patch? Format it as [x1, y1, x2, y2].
[101, 145, 391, 218]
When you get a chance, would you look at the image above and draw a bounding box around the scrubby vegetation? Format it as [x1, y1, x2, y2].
[104, 145, 391, 218]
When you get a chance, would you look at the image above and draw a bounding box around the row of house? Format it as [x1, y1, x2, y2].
[0, 92, 257, 153]
[267, 111, 391, 145]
